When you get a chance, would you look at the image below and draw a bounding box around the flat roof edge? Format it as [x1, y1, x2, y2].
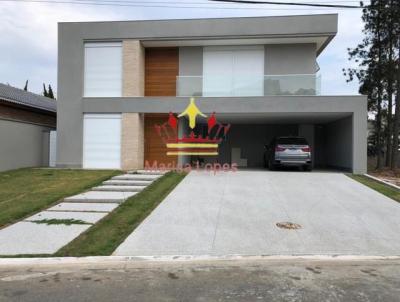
[58, 13, 338, 25]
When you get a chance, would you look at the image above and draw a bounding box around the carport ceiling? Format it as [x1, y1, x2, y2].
[216, 112, 352, 124]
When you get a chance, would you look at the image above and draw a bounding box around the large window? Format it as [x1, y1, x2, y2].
[83, 114, 121, 169]
[84, 42, 122, 97]
[202, 46, 264, 97]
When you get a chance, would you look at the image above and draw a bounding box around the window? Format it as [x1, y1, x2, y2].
[277, 137, 308, 145]
[202, 46, 264, 96]
[83, 114, 121, 169]
[84, 42, 122, 97]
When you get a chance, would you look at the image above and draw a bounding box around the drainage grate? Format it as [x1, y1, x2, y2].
[276, 222, 302, 230]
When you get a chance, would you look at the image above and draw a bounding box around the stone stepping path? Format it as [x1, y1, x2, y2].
[25, 211, 108, 224]
[64, 191, 137, 203]
[0, 222, 90, 255]
[47, 202, 119, 213]
[103, 179, 152, 186]
[112, 174, 161, 181]
[0, 171, 164, 256]
[92, 185, 146, 192]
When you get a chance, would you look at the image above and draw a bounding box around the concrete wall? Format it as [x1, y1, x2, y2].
[0, 119, 53, 172]
[264, 44, 316, 75]
[216, 124, 298, 167]
[298, 124, 315, 166]
[58, 14, 337, 46]
[57, 23, 84, 168]
[324, 116, 353, 170]
[179, 47, 203, 76]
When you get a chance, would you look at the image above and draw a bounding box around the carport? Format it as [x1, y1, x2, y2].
[198, 112, 354, 171]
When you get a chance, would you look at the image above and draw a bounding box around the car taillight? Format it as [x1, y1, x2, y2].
[301, 147, 311, 152]
[275, 146, 286, 152]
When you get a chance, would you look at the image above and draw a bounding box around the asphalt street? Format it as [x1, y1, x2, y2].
[1, 259, 400, 301]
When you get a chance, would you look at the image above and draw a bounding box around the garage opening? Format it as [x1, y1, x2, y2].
[183, 113, 354, 172]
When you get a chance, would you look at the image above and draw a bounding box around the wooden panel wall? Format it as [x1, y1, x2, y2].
[144, 114, 178, 166]
[0, 102, 56, 127]
[145, 48, 179, 96]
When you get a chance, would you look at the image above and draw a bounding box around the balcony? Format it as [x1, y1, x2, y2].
[176, 74, 321, 97]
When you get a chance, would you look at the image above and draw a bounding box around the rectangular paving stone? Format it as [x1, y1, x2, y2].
[0, 222, 90, 255]
[47, 202, 119, 213]
[25, 211, 108, 224]
[103, 180, 152, 186]
[92, 185, 145, 192]
[112, 174, 160, 181]
[64, 191, 137, 203]
[131, 170, 167, 175]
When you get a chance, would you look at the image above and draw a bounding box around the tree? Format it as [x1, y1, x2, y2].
[23, 80, 28, 91]
[344, 0, 400, 170]
[47, 84, 55, 99]
[42, 83, 48, 98]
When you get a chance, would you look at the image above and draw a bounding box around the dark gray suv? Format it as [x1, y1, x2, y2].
[264, 136, 312, 171]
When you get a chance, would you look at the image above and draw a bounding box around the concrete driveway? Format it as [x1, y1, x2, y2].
[115, 171, 400, 256]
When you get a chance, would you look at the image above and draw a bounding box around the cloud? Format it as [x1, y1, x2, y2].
[318, 10, 365, 95]
[0, 1, 365, 95]
[0, 2, 125, 94]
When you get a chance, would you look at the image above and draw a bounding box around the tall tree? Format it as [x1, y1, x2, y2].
[390, 41, 400, 168]
[42, 83, 48, 97]
[47, 84, 55, 99]
[345, 0, 400, 170]
[23, 80, 28, 91]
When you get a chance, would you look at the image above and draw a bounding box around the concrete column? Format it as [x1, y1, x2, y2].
[299, 124, 315, 167]
[352, 111, 367, 174]
[121, 113, 144, 170]
[121, 40, 145, 170]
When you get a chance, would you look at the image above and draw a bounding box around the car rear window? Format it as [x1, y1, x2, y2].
[277, 137, 308, 145]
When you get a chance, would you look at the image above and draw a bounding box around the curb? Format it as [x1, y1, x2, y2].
[1, 254, 400, 266]
[364, 173, 400, 190]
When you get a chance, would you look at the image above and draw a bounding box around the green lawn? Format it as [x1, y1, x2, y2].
[0, 168, 120, 228]
[348, 174, 400, 203]
[55, 171, 186, 257]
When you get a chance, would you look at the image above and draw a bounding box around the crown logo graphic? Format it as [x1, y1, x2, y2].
[154, 98, 231, 156]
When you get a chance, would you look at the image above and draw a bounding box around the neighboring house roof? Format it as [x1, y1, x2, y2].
[0, 83, 57, 113]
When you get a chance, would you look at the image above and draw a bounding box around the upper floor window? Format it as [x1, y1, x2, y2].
[202, 46, 265, 97]
[84, 42, 122, 97]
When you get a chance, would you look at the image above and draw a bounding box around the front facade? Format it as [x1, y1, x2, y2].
[57, 14, 367, 173]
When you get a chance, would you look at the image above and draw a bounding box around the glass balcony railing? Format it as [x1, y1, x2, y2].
[176, 74, 321, 97]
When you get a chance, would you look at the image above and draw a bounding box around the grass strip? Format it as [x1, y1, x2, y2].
[55, 171, 187, 257]
[0, 168, 121, 228]
[348, 174, 400, 203]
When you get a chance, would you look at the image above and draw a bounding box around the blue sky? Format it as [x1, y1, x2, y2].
[0, 0, 364, 96]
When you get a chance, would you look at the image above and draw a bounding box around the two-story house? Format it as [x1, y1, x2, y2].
[56, 14, 367, 173]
